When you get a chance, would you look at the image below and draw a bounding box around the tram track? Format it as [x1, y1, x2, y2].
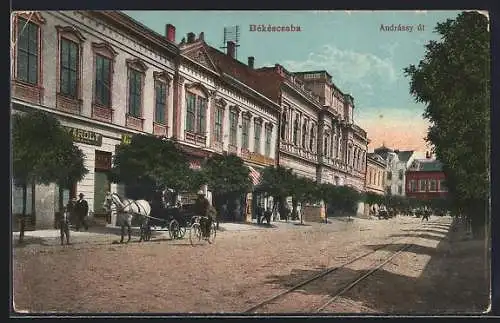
[243, 221, 437, 314]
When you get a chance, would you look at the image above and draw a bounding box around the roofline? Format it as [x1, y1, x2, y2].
[87, 11, 179, 57]
[282, 80, 322, 110]
[222, 72, 281, 112]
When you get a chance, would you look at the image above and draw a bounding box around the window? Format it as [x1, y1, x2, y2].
[398, 169, 404, 180]
[387, 172, 392, 180]
[241, 115, 250, 150]
[398, 185, 402, 194]
[197, 97, 207, 134]
[409, 180, 418, 192]
[154, 80, 167, 124]
[265, 125, 272, 157]
[186, 93, 196, 132]
[214, 107, 224, 142]
[185, 93, 207, 134]
[95, 55, 112, 107]
[309, 126, 316, 152]
[429, 179, 437, 191]
[293, 117, 299, 145]
[323, 135, 329, 156]
[229, 110, 238, 146]
[439, 179, 448, 192]
[254, 120, 262, 154]
[419, 179, 427, 192]
[280, 112, 288, 140]
[301, 123, 307, 149]
[59, 38, 79, 98]
[16, 18, 40, 84]
[128, 69, 142, 117]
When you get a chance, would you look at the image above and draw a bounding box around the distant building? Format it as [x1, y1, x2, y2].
[365, 153, 386, 195]
[374, 146, 417, 196]
[405, 156, 448, 200]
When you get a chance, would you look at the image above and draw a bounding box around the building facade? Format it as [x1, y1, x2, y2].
[374, 146, 417, 196]
[405, 158, 448, 200]
[365, 153, 386, 195]
[11, 11, 179, 228]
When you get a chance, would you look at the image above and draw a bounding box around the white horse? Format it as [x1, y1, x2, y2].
[102, 192, 151, 243]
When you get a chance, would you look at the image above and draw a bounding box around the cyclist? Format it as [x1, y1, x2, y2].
[194, 190, 212, 239]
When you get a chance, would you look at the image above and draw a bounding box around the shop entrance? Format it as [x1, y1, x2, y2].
[94, 150, 112, 223]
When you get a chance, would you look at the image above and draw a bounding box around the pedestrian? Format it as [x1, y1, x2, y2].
[194, 190, 212, 238]
[59, 203, 71, 245]
[74, 193, 89, 231]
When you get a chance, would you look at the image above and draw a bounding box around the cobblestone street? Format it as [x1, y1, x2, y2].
[12, 216, 489, 314]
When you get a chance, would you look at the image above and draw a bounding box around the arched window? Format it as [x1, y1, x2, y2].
[309, 125, 316, 152]
[280, 112, 288, 140]
[293, 116, 299, 145]
[301, 122, 307, 149]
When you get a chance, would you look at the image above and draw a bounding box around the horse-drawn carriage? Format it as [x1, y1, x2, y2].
[141, 203, 196, 241]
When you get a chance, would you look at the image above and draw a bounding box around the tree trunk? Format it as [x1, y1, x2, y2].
[299, 200, 304, 225]
[19, 182, 27, 243]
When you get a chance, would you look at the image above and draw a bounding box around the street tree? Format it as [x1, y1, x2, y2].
[109, 134, 198, 200]
[289, 176, 318, 224]
[202, 153, 252, 218]
[12, 110, 88, 243]
[404, 11, 490, 237]
[364, 192, 384, 208]
[259, 165, 296, 219]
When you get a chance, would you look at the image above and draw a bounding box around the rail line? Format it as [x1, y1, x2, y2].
[243, 221, 439, 314]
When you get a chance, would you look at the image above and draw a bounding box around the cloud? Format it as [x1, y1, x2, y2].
[281, 45, 398, 94]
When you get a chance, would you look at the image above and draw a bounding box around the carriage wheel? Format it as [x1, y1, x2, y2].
[177, 226, 187, 239]
[169, 219, 181, 240]
[207, 222, 217, 244]
[189, 223, 202, 246]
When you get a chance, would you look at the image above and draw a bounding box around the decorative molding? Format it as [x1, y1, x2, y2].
[185, 82, 211, 98]
[126, 58, 148, 73]
[229, 105, 241, 114]
[265, 122, 274, 130]
[55, 25, 86, 42]
[242, 111, 252, 119]
[254, 116, 264, 124]
[215, 97, 227, 107]
[153, 70, 172, 82]
[91, 42, 118, 58]
[15, 11, 46, 24]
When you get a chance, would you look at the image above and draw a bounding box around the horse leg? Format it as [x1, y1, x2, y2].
[120, 225, 125, 243]
[127, 223, 132, 243]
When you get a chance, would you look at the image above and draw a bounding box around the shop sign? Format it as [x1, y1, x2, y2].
[189, 160, 202, 170]
[64, 126, 102, 146]
[121, 134, 132, 145]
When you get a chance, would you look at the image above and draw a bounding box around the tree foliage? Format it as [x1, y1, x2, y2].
[202, 153, 252, 195]
[259, 165, 296, 199]
[404, 11, 490, 226]
[12, 110, 88, 188]
[109, 134, 199, 197]
[364, 192, 384, 206]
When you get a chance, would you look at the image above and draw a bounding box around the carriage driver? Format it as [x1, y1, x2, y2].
[194, 190, 213, 238]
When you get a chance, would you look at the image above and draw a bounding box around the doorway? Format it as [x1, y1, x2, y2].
[94, 150, 112, 223]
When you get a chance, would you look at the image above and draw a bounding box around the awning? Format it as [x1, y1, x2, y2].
[248, 166, 262, 186]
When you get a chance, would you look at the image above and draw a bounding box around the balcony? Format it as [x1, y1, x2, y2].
[211, 141, 223, 152]
[92, 103, 113, 123]
[56, 93, 82, 115]
[184, 131, 206, 146]
[11, 80, 44, 105]
[126, 114, 144, 131]
[227, 144, 238, 155]
[153, 122, 168, 137]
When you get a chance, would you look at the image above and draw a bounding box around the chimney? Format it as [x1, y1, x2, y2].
[187, 32, 196, 43]
[426, 151, 431, 159]
[248, 56, 255, 69]
[198, 32, 204, 41]
[165, 24, 176, 42]
[227, 41, 236, 58]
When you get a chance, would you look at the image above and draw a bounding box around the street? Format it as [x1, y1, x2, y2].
[13, 216, 489, 314]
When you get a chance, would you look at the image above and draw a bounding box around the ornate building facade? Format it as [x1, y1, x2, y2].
[11, 11, 179, 228]
[366, 153, 387, 195]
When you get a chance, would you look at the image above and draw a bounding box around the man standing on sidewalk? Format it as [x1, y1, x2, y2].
[74, 193, 89, 231]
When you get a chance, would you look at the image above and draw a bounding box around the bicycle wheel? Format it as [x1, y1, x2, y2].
[189, 223, 202, 246]
[207, 222, 217, 244]
[178, 226, 187, 239]
[169, 219, 181, 240]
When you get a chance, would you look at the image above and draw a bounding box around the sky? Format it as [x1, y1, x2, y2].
[124, 10, 463, 153]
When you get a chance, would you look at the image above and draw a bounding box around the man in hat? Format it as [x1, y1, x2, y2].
[194, 190, 212, 238]
[74, 193, 89, 231]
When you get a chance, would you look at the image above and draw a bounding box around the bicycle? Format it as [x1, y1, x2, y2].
[189, 215, 217, 246]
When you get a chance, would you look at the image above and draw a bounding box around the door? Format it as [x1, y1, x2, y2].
[94, 171, 111, 221]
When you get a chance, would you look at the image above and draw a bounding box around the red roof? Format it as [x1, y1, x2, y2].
[182, 40, 284, 104]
